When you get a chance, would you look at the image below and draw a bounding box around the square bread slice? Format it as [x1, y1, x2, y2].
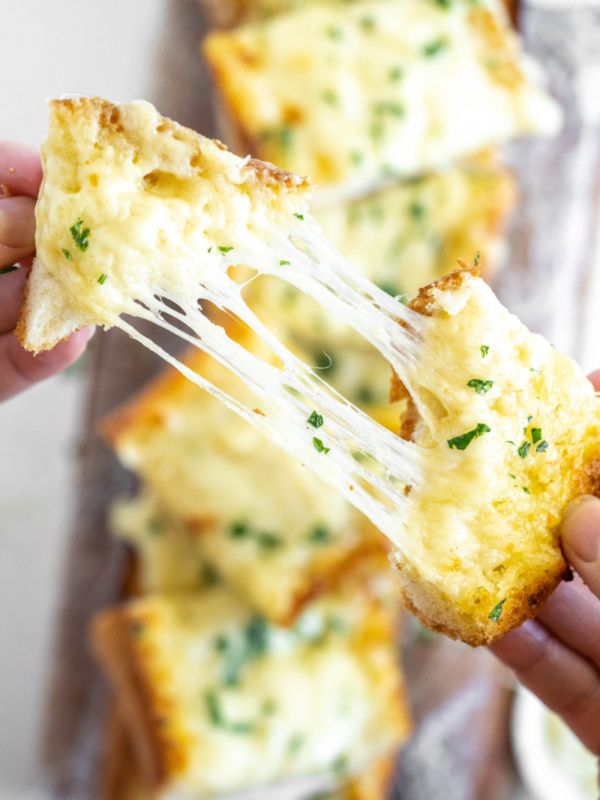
[104, 341, 389, 626]
[202, 0, 560, 205]
[92, 586, 411, 798]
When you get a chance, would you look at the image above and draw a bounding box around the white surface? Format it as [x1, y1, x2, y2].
[0, 0, 164, 792]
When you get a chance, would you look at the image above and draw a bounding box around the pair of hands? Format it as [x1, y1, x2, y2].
[1, 140, 599, 762]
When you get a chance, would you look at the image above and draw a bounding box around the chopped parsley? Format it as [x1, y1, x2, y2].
[530, 428, 542, 444]
[307, 410, 324, 428]
[216, 615, 270, 687]
[327, 25, 343, 40]
[447, 423, 490, 451]
[409, 201, 425, 221]
[218, 246, 233, 253]
[523, 486, 531, 494]
[423, 39, 448, 57]
[389, 65, 404, 82]
[370, 120, 385, 143]
[256, 532, 283, 552]
[307, 525, 331, 544]
[207, 246, 213, 253]
[518, 442, 530, 459]
[204, 690, 255, 734]
[489, 599, 506, 622]
[313, 437, 331, 454]
[97, 273, 108, 285]
[279, 260, 290, 266]
[374, 101, 405, 118]
[262, 699, 277, 716]
[230, 521, 250, 539]
[360, 15, 375, 30]
[0, 265, 18, 275]
[474, 250, 481, 266]
[62, 249, 73, 261]
[293, 213, 304, 220]
[536, 440, 549, 453]
[509, 473, 516, 479]
[433, 0, 451, 7]
[467, 379, 493, 394]
[481, 345, 489, 358]
[288, 733, 306, 754]
[530, 367, 543, 374]
[70, 219, 90, 251]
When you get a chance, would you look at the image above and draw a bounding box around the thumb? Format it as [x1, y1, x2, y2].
[561, 495, 600, 598]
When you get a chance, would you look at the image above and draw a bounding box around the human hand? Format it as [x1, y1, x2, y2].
[0, 141, 93, 402]
[490, 368, 600, 759]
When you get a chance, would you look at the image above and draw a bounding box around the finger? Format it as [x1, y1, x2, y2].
[588, 370, 600, 392]
[536, 576, 600, 670]
[0, 196, 37, 265]
[0, 265, 30, 334]
[560, 495, 600, 599]
[490, 619, 600, 755]
[0, 142, 42, 198]
[0, 328, 94, 402]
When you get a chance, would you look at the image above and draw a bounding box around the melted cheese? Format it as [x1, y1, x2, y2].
[203, 0, 561, 203]
[122, 588, 409, 798]
[24, 98, 600, 642]
[108, 344, 383, 624]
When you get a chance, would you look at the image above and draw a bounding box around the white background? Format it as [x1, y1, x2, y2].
[0, 1, 164, 794]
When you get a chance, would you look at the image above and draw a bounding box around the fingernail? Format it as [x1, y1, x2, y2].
[0, 196, 36, 249]
[561, 495, 600, 563]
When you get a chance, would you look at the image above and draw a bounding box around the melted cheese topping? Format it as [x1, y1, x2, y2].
[203, 0, 561, 203]
[126, 588, 408, 797]
[398, 277, 600, 614]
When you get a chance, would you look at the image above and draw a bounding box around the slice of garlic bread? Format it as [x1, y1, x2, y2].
[390, 267, 600, 645]
[203, 0, 560, 204]
[92, 587, 411, 798]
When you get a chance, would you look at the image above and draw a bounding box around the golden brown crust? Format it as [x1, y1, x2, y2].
[395, 553, 569, 647]
[344, 753, 397, 800]
[91, 609, 170, 792]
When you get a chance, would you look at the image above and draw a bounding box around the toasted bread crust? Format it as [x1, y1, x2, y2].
[92, 610, 171, 792]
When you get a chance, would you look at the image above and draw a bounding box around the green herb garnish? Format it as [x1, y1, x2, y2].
[518, 442, 530, 459]
[294, 213, 304, 220]
[509, 473, 516, 479]
[423, 39, 448, 57]
[288, 733, 306, 754]
[307, 410, 324, 428]
[70, 219, 90, 251]
[467, 379, 493, 394]
[62, 249, 73, 261]
[256, 532, 283, 552]
[322, 89, 338, 105]
[530, 428, 542, 444]
[313, 437, 331, 454]
[489, 599, 506, 622]
[97, 273, 108, 285]
[389, 65, 404, 81]
[327, 25, 343, 40]
[218, 246, 233, 253]
[360, 15, 375, 30]
[204, 690, 255, 734]
[481, 345, 489, 357]
[447, 423, 490, 451]
[279, 260, 290, 266]
[230, 521, 250, 538]
[307, 526, 331, 544]
[374, 101, 405, 118]
[434, 0, 451, 7]
[474, 250, 481, 266]
[523, 486, 531, 494]
[536, 440, 549, 453]
[409, 202, 425, 221]
[207, 246, 213, 253]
